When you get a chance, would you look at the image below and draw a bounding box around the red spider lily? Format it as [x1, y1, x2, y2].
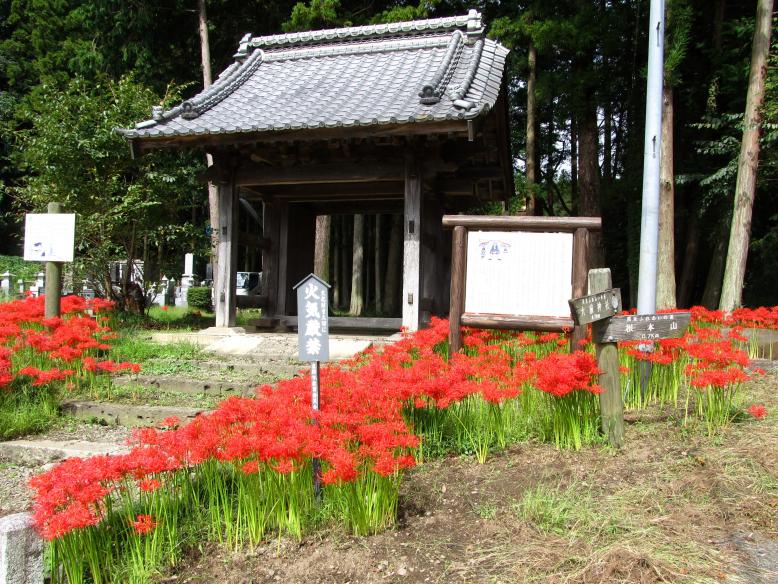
[533, 351, 602, 397]
[131, 514, 157, 535]
[747, 405, 767, 419]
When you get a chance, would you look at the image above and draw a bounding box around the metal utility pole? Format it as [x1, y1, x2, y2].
[636, 0, 665, 316]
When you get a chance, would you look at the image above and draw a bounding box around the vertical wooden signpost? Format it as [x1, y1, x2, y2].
[294, 273, 330, 500]
[569, 268, 691, 448]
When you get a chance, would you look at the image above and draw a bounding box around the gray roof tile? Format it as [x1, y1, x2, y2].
[119, 10, 508, 143]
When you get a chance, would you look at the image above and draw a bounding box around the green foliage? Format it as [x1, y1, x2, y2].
[0, 255, 41, 284]
[187, 287, 213, 312]
[283, 0, 344, 32]
[12, 75, 206, 293]
[0, 386, 59, 440]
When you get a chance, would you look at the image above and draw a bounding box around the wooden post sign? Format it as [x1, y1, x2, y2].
[568, 288, 622, 326]
[569, 269, 692, 448]
[293, 273, 330, 499]
[24, 203, 74, 318]
[592, 311, 692, 343]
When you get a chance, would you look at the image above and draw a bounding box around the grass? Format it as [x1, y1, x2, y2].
[0, 386, 60, 440]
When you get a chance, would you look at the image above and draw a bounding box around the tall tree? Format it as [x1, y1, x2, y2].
[525, 37, 538, 214]
[656, 0, 691, 309]
[314, 215, 331, 282]
[719, 0, 775, 311]
[349, 214, 364, 315]
[198, 0, 221, 288]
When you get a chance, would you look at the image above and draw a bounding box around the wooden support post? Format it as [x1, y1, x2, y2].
[402, 153, 421, 332]
[276, 201, 290, 319]
[589, 268, 624, 448]
[215, 181, 238, 327]
[44, 202, 63, 319]
[571, 228, 589, 348]
[448, 226, 467, 355]
[262, 200, 279, 319]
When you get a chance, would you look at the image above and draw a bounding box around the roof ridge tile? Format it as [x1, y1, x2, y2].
[247, 10, 482, 50]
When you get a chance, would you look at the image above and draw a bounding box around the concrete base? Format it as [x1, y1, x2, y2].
[0, 513, 43, 584]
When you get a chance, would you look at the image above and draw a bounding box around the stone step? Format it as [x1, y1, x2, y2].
[112, 375, 261, 397]
[0, 439, 128, 467]
[60, 400, 206, 428]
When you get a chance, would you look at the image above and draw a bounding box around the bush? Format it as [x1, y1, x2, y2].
[187, 286, 212, 311]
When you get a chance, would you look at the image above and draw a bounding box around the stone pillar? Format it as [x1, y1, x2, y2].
[33, 272, 45, 297]
[17, 280, 24, 295]
[180, 253, 196, 308]
[402, 152, 422, 332]
[215, 181, 238, 327]
[0, 513, 43, 584]
[0, 272, 11, 295]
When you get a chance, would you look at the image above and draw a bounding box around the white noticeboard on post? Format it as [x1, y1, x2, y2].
[23, 213, 76, 263]
[464, 230, 573, 318]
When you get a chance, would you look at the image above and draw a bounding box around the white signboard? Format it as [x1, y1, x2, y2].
[24, 213, 76, 262]
[464, 230, 573, 318]
[294, 274, 330, 362]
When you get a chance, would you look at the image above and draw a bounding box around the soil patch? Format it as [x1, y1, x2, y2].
[155, 372, 778, 583]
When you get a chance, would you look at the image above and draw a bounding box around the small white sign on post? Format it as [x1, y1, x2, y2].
[293, 273, 330, 501]
[23, 214, 75, 263]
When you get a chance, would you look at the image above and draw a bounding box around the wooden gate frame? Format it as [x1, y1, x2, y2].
[444, 215, 602, 353]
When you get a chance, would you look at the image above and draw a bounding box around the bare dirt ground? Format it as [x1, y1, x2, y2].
[155, 370, 778, 584]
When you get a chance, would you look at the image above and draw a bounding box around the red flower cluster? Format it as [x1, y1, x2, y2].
[131, 514, 157, 535]
[535, 351, 602, 397]
[30, 318, 605, 541]
[747, 404, 767, 419]
[0, 295, 134, 392]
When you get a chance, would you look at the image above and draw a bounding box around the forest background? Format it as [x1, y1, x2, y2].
[0, 0, 775, 310]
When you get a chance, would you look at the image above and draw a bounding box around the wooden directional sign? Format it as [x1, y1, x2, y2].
[568, 288, 622, 325]
[293, 274, 330, 362]
[592, 311, 692, 343]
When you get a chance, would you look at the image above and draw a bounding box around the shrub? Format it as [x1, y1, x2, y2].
[187, 287, 212, 312]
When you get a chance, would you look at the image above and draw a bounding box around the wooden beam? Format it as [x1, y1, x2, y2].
[215, 181, 238, 327]
[232, 162, 405, 187]
[133, 120, 471, 152]
[242, 181, 405, 201]
[442, 215, 602, 232]
[307, 200, 403, 215]
[402, 152, 422, 332]
[279, 316, 402, 332]
[460, 313, 575, 332]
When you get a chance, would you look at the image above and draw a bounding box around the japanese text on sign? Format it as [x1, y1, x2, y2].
[593, 311, 691, 343]
[294, 274, 330, 362]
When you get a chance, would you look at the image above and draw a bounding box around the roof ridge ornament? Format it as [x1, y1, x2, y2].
[418, 30, 464, 105]
[178, 48, 264, 120]
[234, 33, 252, 60]
[449, 38, 484, 110]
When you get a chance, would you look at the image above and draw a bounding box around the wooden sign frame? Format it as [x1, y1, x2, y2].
[444, 215, 602, 353]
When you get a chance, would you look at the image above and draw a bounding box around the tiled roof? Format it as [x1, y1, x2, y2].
[119, 10, 508, 142]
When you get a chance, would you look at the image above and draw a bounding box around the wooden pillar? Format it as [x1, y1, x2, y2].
[402, 153, 422, 331]
[589, 268, 624, 448]
[262, 200, 280, 318]
[448, 226, 467, 355]
[276, 201, 290, 318]
[571, 228, 589, 347]
[215, 181, 238, 327]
